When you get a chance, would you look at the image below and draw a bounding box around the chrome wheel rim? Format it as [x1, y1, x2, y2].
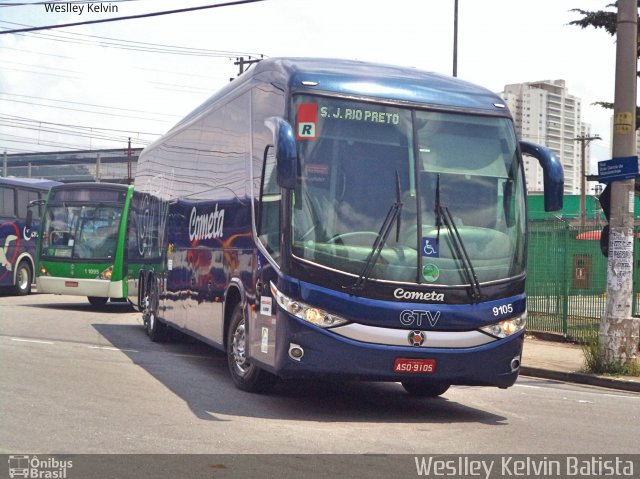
[16, 266, 29, 290]
[231, 318, 249, 377]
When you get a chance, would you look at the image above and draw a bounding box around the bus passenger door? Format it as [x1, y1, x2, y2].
[249, 145, 281, 367]
[251, 257, 278, 368]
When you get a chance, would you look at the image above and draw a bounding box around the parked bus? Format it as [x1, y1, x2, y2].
[0, 177, 61, 295]
[132, 58, 563, 396]
[34, 182, 138, 308]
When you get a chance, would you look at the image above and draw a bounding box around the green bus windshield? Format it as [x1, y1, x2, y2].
[41, 202, 124, 260]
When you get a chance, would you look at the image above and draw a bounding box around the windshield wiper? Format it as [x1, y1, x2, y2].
[347, 172, 403, 294]
[434, 175, 482, 302]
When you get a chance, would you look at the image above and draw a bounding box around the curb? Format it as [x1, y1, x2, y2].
[520, 366, 640, 393]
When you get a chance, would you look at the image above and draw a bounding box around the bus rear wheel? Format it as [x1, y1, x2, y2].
[401, 381, 450, 397]
[226, 303, 276, 393]
[13, 261, 32, 296]
[87, 296, 108, 308]
[143, 276, 167, 342]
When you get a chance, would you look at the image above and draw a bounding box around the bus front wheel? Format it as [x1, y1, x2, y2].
[226, 303, 276, 393]
[87, 296, 108, 308]
[401, 381, 450, 397]
[13, 261, 32, 296]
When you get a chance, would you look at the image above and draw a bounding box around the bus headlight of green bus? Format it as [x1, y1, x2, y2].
[97, 266, 113, 280]
[270, 282, 348, 328]
[479, 313, 527, 339]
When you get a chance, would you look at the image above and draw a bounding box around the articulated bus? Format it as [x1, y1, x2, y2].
[34, 182, 138, 308]
[132, 58, 563, 396]
[0, 177, 61, 295]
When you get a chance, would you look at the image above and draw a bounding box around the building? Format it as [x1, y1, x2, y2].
[501, 80, 591, 195]
[1, 148, 142, 183]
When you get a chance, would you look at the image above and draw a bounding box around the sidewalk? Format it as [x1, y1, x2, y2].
[520, 334, 640, 392]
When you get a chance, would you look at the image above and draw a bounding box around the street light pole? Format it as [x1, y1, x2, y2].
[575, 133, 601, 227]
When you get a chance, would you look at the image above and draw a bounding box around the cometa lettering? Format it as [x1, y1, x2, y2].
[189, 205, 225, 241]
[394, 288, 444, 302]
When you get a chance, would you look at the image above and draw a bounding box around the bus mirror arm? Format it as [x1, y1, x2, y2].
[265, 117, 297, 189]
[519, 140, 564, 212]
[25, 199, 44, 229]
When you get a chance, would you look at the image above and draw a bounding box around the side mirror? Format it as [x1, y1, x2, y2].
[265, 117, 297, 189]
[25, 198, 44, 229]
[519, 141, 564, 212]
[26, 209, 33, 230]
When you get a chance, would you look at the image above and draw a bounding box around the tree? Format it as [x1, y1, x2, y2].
[569, 1, 640, 128]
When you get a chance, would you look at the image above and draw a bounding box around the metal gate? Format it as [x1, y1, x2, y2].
[526, 219, 639, 341]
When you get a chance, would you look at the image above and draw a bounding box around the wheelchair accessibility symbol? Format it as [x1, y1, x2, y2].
[421, 237, 439, 258]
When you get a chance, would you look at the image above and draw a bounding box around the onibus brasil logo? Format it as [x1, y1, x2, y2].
[8, 455, 73, 479]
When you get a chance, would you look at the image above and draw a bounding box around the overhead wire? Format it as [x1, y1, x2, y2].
[0, 0, 268, 152]
[0, 93, 181, 120]
[0, 114, 162, 139]
[0, 0, 269, 34]
[1, 22, 264, 58]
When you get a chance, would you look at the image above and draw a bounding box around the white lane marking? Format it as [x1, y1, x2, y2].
[11, 338, 55, 345]
[514, 384, 541, 389]
[516, 379, 639, 400]
[88, 345, 139, 353]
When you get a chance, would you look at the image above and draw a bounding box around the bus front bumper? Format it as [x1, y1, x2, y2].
[36, 277, 124, 298]
[260, 315, 524, 389]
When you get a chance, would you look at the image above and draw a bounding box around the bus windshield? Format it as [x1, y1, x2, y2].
[291, 95, 526, 287]
[41, 202, 123, 260]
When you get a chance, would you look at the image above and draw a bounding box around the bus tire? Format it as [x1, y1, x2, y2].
[401, 381, 450, 397]
[87, 296, 108, 308]
[226, 303, 276, 393]
[143, 276, 167, 342]
[13, 260, 32, 296]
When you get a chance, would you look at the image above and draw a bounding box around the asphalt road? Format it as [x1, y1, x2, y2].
[1, 292, 638, 456]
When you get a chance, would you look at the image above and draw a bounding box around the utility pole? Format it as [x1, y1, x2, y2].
[575, 133, 601, 227]
[127, 138, 132, 185]
[452, 0, 458, 77]
[95, 153, 101, 183]
[600, 0, 639, 365]
[233, 56, 263, 78]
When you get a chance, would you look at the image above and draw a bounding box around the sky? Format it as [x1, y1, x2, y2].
[0, 0, 630, 174]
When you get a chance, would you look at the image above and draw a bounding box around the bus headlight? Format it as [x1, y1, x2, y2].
[270, 282, 348, 328]
[479, 313, 527, 339]
[97, 266, 113, 280]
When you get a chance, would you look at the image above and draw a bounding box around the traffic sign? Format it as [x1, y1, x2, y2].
[597, 156, 638, 183]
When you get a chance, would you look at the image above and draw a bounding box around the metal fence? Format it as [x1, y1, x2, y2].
[526, 219, 640, 341]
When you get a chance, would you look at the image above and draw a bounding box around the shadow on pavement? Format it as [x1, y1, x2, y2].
[93, 322, 509, 426]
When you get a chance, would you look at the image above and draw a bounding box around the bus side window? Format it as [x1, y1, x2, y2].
[257, 145, 280, 258]
[0, 186, 15, 217]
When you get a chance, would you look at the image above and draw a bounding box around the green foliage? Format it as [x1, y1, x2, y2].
[570, 2, 640, 129]
[569, 5, 619, 36]
[582, 335, 640, 376]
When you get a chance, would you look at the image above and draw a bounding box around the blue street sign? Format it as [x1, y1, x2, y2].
[597, 156, 639, 183]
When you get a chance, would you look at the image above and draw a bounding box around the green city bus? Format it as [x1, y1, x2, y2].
[34, 182, 137, 308]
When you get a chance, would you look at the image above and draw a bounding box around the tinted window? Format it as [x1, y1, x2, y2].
[0, 187, 15, 217]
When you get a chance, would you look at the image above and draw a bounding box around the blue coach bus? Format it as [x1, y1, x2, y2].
[0, 177, 61, 295]
[132, 58, 563, 396]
